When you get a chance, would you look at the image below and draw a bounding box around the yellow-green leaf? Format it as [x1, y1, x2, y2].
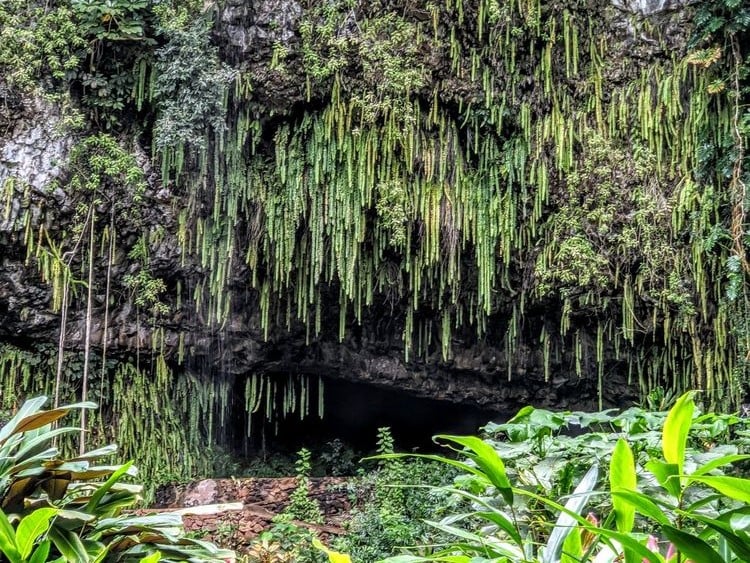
[16, 508, 57, 560]
[312, 538, 352, 563]
[662, 392, 695, 475]
[610, 439, 636, 533]
[688, 475, 750, 504]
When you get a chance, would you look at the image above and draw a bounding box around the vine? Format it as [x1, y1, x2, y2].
[689, 0, 750, 397]
[4, 0, 750, 494]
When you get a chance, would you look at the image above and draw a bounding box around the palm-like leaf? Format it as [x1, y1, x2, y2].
[0, 396, 235, 562]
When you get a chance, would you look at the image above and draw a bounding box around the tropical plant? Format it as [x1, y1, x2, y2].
[479, 398, 750, 512]
[356, 393, 750, 562]
[246, 520, 326, 563]
[0, 0, 84, 91]
[312, 538, 351, 563]
[605, 392, 750, 563]
[152, 20, 235, 149]
[334, 428, 456, 562]
[281, 448, 323, 524]
[0, 507, 59, 563]
[0, 395, 235, 562]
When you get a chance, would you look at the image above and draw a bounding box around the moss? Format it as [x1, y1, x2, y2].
[153, 20, 235, 149]
[3, 0, 750, 484]
[535, 133, 677, 306]
[0, 1, 85, 92]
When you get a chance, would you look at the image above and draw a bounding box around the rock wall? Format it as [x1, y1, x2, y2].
[0, 0, 744, 484]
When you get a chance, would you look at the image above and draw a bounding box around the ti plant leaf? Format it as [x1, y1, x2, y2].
[610, 439, 636, 533]
[661, 392, 695, 477]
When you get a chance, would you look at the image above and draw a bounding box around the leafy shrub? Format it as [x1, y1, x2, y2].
[247, 520, 326, 563]
[335, 428, 456, 562]
[0, 0, 84, 91]
[0, 395, 234, 561]
[153, 21, 235, 150]
[318, 439, 358, 477]
[369, 394, 750, 562]
[479, 398, 750, 510]
[282, 448, 324, 524]
[70, 0, 156, 128]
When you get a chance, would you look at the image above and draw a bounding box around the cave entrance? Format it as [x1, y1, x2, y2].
[223, 374, 504, 463]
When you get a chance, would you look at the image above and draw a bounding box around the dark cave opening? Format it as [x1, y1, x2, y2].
[221, 374, 505, 464]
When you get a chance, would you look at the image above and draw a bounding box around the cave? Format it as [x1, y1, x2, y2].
[223, 374, 505, 461]
[2, 0, 747, 496]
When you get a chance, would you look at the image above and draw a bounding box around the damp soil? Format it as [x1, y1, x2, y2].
[153, 477, 351, 555]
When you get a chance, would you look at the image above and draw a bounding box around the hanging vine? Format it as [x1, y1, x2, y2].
[2, 0, 749, 492]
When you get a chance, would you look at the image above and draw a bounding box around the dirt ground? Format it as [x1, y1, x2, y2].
[153, 477, 352, 554]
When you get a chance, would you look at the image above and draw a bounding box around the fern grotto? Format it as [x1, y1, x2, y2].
[0, 0, 748, 491]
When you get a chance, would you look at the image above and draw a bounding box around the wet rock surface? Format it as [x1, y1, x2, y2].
[610, 0, 695, 16]
[0, 1, 689, 421]
[0, 92, 72, 195]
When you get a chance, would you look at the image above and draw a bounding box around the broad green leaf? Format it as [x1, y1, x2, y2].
[434, 435, 513, 504]
[645, 461, 681, 498]
[95, 513, 182, 532]
[690, 454, 750, 477]
[688, 475, 750, 504]
[16, 507, 57, 559]
[730, 512, 750, 532]
[661, 525, 723, 563]
[86, 490, 140, 519]
[474, 511, 523, 546]
[588, 528, 664, 563]
[424, 519, 487, 544]
[1, 401, 96, 444]
[45, 461, 89, 472]
[164, 537, 232, 557]
[0, 508, 20, 562]
[610, 439, 636, 533]
[0, 397, 48, 445]
[662, 392, 695, 475]
[13, 428, 80, 462]
[10, 410, 71, 437]
[138, 552, 161, 563]
[507, 405, 535, 424]
[543, 465, 599, 563]
[54, 510, 96, 528]
[70, 445, 118, 462]
[68, 463, 137, 481]
[28, 540, 51, 563]
[610, 490, 671, 526]
[433, 487, 524, 546]
[8, 447, 59, 475]
[13, 460, 54, 477]
[515, 488, 665, 563]
[84, 461, 133, 514]
[684, 513, 750, 560]
[382, 557, 473, 563]
[684, 492, 724, 513]
[84, 539, 109, 562]
[560, 526, 583, 563]
[423, 518, 523, 559]
[48, 525, 90, 562]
